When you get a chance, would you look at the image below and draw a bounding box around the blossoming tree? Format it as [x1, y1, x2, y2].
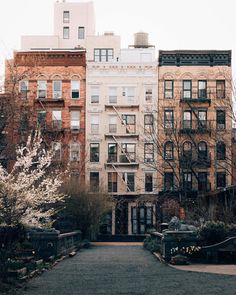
[0, 131, 65, 226]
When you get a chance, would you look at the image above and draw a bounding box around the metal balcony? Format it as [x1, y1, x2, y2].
[180, 120, 212, 135]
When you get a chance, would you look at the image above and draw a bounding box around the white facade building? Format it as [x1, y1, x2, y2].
[21, 1, 121, 62]
[86, 44, 158, 235]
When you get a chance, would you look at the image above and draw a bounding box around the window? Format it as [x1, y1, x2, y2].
[70, 142, 80, 161]
[53, 80, 62, 99]
[94, 48, 113, 62]
[145, 88, 152, 102]
[183, 111, 192, 129]
[20, 113, 28, 132]
[164, 141, 174, 160]
[198, 141, 208, 160]
[183, 80, 192, 99]
[109, 115, 117, 133]
[216, 172, 226, 188]
[164, 80, 173, 99]
[145, 173, 153, 192]
[63, 27, 69, 39]
[216, 110, 226, 129]
[198, 172, 208, 192]
[90, 86, 99, 103]
[108, 87, 117, 103]
[63, 11, 69, 23]
[198, 80, 207, 99]
[144, 114, 153, 133]
[183, 141, 192, 161]
[122, 87, 135, 103]
[122, 114, 136, 134]
[52, 110, 62, 129]
[52, 142, 61, 161]
[121, 143, 136, 162]
[131, 206, 153, 234]
[108, 172, 117, 192]
[164, 110, 174, 129]
[198, 110, 207, 128]
[78, 26, 85, 39]
[108, 143, 117, 162]
[90, 172, 99, 192]
[91, 115, 99, 134]
[71, 80, 80, 99]
[216, 80, 225, 99]
[123, 172, 135, 192]
[37, 80, 47, 99]
[90, 143, 99, 162]
[216, 142, 226, 160]
[19, 80, 28, 99]
[183, 172, 192, 191]
[144, 143, 154, 163]
[164, 172, 174, 191]
[70, 111, 80, 130]
[38, 111, 46, 128]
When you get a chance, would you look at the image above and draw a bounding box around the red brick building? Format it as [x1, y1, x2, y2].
[4, 49, 86, 181]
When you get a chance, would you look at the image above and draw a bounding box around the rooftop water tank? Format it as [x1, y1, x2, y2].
[134, 32, 149, 48]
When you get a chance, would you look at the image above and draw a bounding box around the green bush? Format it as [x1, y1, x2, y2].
[198, 221, 226, 245]
[225, 224, 236, 237]
[143, 236, 160, 253]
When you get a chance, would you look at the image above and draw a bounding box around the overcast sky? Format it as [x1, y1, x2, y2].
[0, 0, 235, 77]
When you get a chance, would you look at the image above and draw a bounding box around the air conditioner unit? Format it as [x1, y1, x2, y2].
[53, 92, 62, 99]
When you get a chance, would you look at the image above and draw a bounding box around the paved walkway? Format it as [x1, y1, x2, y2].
[171, 264, 236, 276]
[21, 244, 236, 295]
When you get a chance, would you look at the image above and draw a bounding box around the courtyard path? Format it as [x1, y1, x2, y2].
[21, 244, 236, 295]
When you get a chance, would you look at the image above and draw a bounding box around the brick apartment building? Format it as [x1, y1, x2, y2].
[4, 49, 86, 180]
[157, 50, 233, 202]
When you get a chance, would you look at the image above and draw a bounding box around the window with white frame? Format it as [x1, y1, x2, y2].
[145, 87, 152, 102]
[52, 110, 62, 129]
[19, 80, 28, 99]
[63, 27, 69, 39]
[144, 114, 153, 133]
[71, 80, 80, 99]
[70, 142, 80, 161]
[91, 114, 99, 134]
[70, 111, 80, 130]
[52, 142, 61, 161]
[90, 86, 99, 103]
[37, 80, 47, 99]
[78, 26, 85, 39]
[144, 143, 154, 162]
[122, 87, 135, 103]
[53, 80, 62, 99]
[63, 11, 69, 23]
[109, 115, 117, 133]
[122, 172, 135, 192]
[108, 87, 117, 103]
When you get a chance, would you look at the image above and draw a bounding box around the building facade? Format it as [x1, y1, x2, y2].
[5, 49, 86, 179]
[86, 45, 158, 235]
[157, 50, 232, 204]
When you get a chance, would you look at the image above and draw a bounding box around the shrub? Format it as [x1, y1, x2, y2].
[143, 236, 160, 253]
[198, 221, 226, 245]
[225, 224, 236, 237]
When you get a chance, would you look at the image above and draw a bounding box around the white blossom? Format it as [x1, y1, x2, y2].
[0, 130, 65, 227]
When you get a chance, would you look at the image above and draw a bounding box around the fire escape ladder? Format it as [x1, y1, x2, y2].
[112, 135, 132, 163]
[111, 163, 131, 192]
[112, 105, 130, 133]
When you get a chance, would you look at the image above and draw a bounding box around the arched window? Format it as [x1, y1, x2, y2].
[198, 141, 207, 160]
[164, 141, 174, 160]
[216, 142, 226, 160]
[183, 141, 192, 160]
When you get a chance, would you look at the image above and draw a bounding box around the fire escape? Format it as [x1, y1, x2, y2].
[104, 92, 140, 196]
[179, 86, 212, 196]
